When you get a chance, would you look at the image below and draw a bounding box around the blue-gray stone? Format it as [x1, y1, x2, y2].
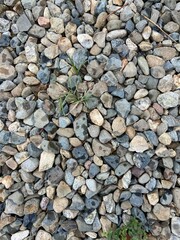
[0, 34, 10, 47]
[0, 101, 7, 119]
[10, 132, 26, 145]
[59, 117, 71, 128]
[0, 130, 11, 144]
[111, 39, 129, 57]
[105, 54, 122, 71]
[58, 136, 70, 150]
[72, 48, 87, 70]
[145, 178, 156, 191]
[44, 122, 58, 134]
[103, 155, 120, 169]
[120, 191, 131, 201]
[111, 88, 125, 98]
[171, 57, 180, 72]
[133, 153, 151, 169]
[95, 0, 107, 15]
[46, 166, 64, 185]
[130, 193, 143, 207]
[53, 227, 67, 240]
[125, 20, 135, 32]
[27, 143, 42, 158]
[115, 99, 131, 118]
[10, 37, 21, 48]
[72, 146, 88, 164]
[73, 113, 88, 141]
[37, 67, 50, 84]
[132, 207, 147, 224]
[164, 61, 174, 72]
[144, 131, 158, 146]
[160, 190, 173, 205]
[23, 214, 37, 228]
[105, 109, 117, 119]
[89, 163, 100, 178]
[116, 135, 129, 148]
[86, 96, 99, 109]
[85, 196, 100, 209]
[115, 162, 132, 177]
[162, 115, 180, 127]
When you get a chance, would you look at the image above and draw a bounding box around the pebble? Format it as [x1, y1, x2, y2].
[157, 92, 179, 109]
[0, 0, 179, 238]
[89, 109, 104, 126]
[153, 204, 170, 221]
[77, 34, 94, 49]
[11, 230, 29, 240]
[112, 116, 126, 136]
[39, 151, 55, 171]
[0, 64, 16, 80]
[129, 135, 149, 153]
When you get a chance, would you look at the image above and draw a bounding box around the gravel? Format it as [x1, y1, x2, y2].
[0, 0, 180, 239]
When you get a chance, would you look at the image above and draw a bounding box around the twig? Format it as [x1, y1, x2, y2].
[142, 14, 177, 44]
[107, 2, 129, 19]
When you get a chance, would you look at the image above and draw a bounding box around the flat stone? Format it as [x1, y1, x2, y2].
[35, 230, 52, 240]
[57, 181, 71, 198]
[173, 188, 180, 212]
[123, 62, 137, 78]
[44, 45, 59, 59]
[34, 109, 49, 128]
[11, 230, 29, 240]
[138, 56, 149, 75]
[73, 113, 88, 141]
[157, 92, 179, 109]
[24, 198, 39, 214]
[115, 162, 132, 177]
[101, 71, 118, 86]
[29, 24, 46, 38]
[86, 179, 97, 192]
[90, 109, 104, 126]
[112, 116, 126, 136]
[21, 157, 39, 172]
[92, 139, 112, 157]
[146, 55, 165, 67]
[154, 47, 176, 61]
[77, 34, 94, 49]
[106, 30, 127, 41]
[16, 13, 32, 32]
[0, 64, 16, 80]
[171, 217, 180, 237]
[115, 99, 131, 118]
[50, 17, 64, 34]
[87, 60, 103, 78]
[72, 146, 88, 164]
[105, 54, 121, 71]
[153, 204, 170, 221]
[5, 199, 24, 216]
[133, 152, 150, 169]
[129, 135, 149, 153]
[39, 151, 55, 171]
[134, 97, 151, 111]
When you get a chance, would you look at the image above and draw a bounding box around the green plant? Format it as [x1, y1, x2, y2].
[103, 217, 148, 240]
[58, 49, 91, 115]
[58, 87, 92, 115]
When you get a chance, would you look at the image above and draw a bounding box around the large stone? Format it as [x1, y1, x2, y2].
[92, 139, 112, 157]
[11, 230, 29, 240]
[0, 64, 16, 80]
[129, 136, 149, 153]
[112, 116, 126, 136]
[89, 109, 104, 126]
[153, 204, 170, 221]
[171, 217, 180, 237]
[16, 14, 32, 32]
[77, 34, 94, 49]
[157, 92, 179, 109]
[39, 151, 55, 171]
[173, 188, 180, 212]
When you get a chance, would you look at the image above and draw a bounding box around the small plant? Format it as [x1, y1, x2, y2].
[58, 48, 91, 115]
[103, 217, 148, 240]
[58, 88, 92, 115]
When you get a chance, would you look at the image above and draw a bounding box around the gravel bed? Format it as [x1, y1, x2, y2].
[0, 0, 180, 239]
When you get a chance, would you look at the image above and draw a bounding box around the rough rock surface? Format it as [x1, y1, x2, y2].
[0, 0, 180, 239]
